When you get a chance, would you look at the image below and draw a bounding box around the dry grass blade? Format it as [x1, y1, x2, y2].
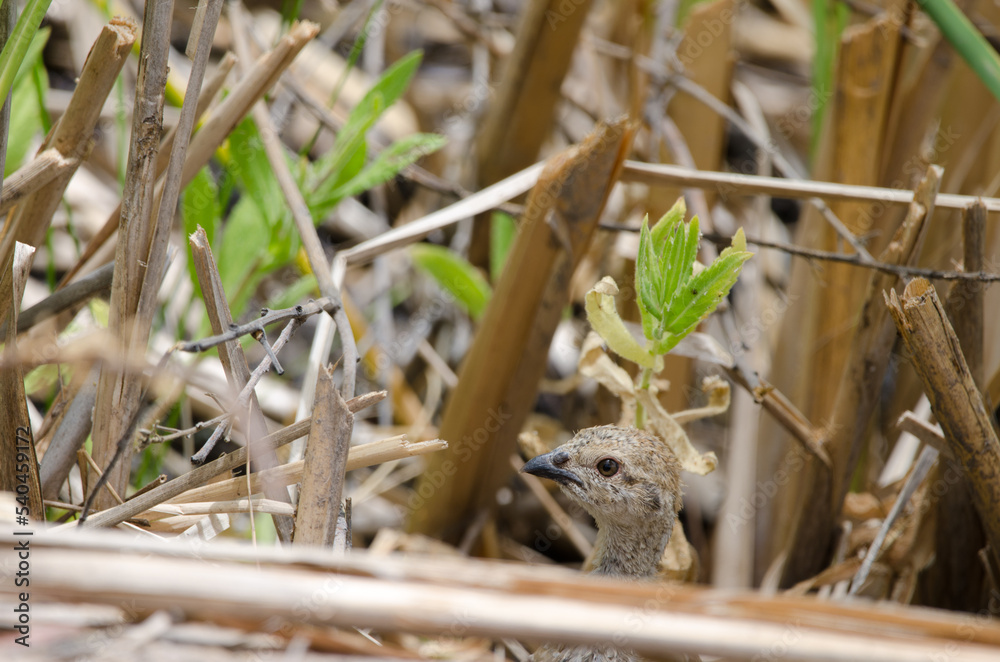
[77, 390, 384, 529]
[164, 436, 446, 507]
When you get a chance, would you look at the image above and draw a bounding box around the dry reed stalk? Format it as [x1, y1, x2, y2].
[654, 0, 732, 216]
[38, 365, 100, 500]
[293, 364, 354, 546]
[409, 117, 633, 541]
[761, 12, 905, 584]
[189, 228, 295, 541]
[89, 0, 177, 513]
[0, 149, 80, 215]
[919, 201, 990, 610]
[11, 528, 1000, 661]
[475, 0, 592, 186]
[0, 18, 135, 271]
[76, 390, 385, 529]
[620, 161, 1000, 212]
[62, 20, 318, 293]
[57, 52, 236, 288]
[471, 0, 594, 266]
[885, 278, 1000, 566]
[0, 243, 42, 518]
[780, 165, 940, 586]
[163, 436, 446, 507]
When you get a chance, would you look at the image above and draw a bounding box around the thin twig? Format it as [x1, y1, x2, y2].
[600, 224, 1000, 282]
[179, 299, 333, 352]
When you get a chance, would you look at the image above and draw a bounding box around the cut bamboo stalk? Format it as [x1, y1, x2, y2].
[780, 165, 940, 586]
[77, 391, 385, 529]
[88, 1, 176, 513]
[0, 243, 42, 518]
[409, 117, 633, 541]
[12, 529, 1000, 661]
[885, 278, 1000, 566]
[0, 17, 135, 270]
[293, 364, 354, 547]
[189, 228, 295, 542]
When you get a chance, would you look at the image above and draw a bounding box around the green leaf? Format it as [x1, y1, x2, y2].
[266, 274, 318, 311]
[310, 133, 446, 217]
[411, 244, 492, 321]
[663, 214, 700, 314]
[228, 118, 284, 221]
[182, 167, 221, 296]
[217, 197, 270, 318]
[658, 228, 753, 349]
[4, 28, 49, 176]
[635, 217, 662, 319]
[585, 277, 659, 369]
[182, 167, 221, 245]
[490, 211, 516, 282]
[650, 197, 685, 246]
[310, 50, 423, 187]
[0, 0, 53, 109]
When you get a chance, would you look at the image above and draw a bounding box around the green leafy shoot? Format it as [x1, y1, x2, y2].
[411, 244, 492, 321]
[585, 197, 752, 428]
[634, 199, 751, 356]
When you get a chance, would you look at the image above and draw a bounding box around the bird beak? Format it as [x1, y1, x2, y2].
[521, 451, 583, 487]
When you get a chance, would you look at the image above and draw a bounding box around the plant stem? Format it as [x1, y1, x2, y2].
[635, 364, 654, 428]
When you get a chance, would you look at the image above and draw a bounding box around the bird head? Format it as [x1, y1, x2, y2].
[521, 425, 682, 529]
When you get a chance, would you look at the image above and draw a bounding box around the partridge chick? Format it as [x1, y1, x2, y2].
[521, 425, 685, 661]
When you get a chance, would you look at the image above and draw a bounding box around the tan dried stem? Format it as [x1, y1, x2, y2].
[885, 278, 1000, 567]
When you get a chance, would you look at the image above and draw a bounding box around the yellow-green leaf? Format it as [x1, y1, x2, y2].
[585, 277, 660, 369]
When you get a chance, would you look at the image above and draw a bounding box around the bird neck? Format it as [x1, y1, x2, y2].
[590, 515, 674, 578]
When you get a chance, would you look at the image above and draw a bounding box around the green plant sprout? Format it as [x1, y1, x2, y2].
[585, 198, 752, 428]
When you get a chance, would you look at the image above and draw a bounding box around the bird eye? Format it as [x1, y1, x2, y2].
[596, 458, 619, 477]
